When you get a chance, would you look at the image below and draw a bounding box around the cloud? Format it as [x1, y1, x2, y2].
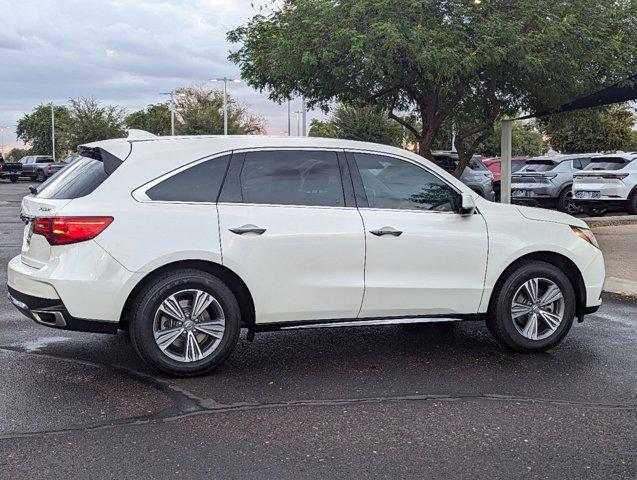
[0, 0, 325, 151]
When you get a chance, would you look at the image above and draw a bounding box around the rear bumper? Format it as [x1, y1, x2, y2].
[7, 286, 118, 333]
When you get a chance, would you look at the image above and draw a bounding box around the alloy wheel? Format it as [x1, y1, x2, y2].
[511, 278, 564, 341]
[563, 190, 580, 215]
[152, 289, 226, 362]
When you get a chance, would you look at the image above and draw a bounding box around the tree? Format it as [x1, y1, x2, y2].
[540, 104, 636, 153]
[67, 98, 126, 149]
[172, 85, 265, 135]
[5, 147, 31, 162]
[228, 0, 636, 176]
[125, 103, 172, 136]
[309, 104, 403, 147]
[626, 130, 637, 152]
[308, 118, 337, 138]
[16, 104, 71, 158]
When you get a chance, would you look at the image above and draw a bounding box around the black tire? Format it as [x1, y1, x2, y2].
[627, 191, 637, 215]
[583, 205, 607, 217]
[557, 186, 579, 214]
[9, 175, 17, 183]
[30, 175, 37, 182]
[486, 261, 576, 352]
[36, 170, 46, 182]
[129, 269, 241, 376]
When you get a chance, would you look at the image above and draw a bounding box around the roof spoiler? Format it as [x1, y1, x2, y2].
[77, 146, 124, 175]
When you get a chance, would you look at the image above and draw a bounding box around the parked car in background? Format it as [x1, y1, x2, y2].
[483, 157, 529, 201]
[0, 158, 23, 182]
[431, 152, 496, 200]
[19, 155, 56, 182]
[573, 152, 637, 215]
[511, 153, 597, 213]
[7, 135, 604, 376]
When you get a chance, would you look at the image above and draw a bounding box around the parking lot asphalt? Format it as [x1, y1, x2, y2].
[0, 180, 635, 479]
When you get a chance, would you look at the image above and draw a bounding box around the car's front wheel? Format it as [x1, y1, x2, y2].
[627, 191, 637, 215]
[129, 269, 241, 376]
[486, 261, 575, 352]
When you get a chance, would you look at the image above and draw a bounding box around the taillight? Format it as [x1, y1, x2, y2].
[47, 164, 52, 173]
[33, 216, 113, 245]
[0, 164, 3, 171]
[602, 173, 629, 180]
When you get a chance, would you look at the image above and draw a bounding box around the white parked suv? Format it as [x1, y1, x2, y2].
[7, 135, 605, 376]
[573, 152, 637, 215]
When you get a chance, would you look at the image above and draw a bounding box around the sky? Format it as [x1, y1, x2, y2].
[0, 0, 324, 154]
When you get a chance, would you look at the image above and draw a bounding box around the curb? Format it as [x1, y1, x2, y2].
[583, 215, 637, 227]
[603, 277, 637, 298]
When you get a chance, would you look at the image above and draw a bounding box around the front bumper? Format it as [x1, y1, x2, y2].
[8, 286, 118, 334]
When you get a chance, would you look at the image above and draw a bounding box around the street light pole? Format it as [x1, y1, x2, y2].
[0, 126, 7, 158]
[287, 99, 291, 136]
[208, 77, 241, 135]
[51, 102, 56, 161]
[294, 111, 302, 136]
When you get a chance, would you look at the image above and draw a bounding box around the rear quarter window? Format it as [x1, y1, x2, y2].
[146, 155, 230, 202]
[36, 157, 109, 199]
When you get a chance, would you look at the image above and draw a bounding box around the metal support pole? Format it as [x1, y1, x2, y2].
[51, 103, 56, 161]
[301, 97, 307, 136]
[170, 99, 175, 136]
[223, 77, 228, 135]
[500, 119, 513, 204]
[287, 100, 291, 136]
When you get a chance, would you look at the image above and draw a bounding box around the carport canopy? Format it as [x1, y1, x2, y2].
[500, 73, 637, 204]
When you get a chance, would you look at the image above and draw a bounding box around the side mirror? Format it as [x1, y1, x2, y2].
[459, 193, 476, 216]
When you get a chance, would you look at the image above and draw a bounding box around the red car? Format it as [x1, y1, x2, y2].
[483, 157, 529, 200]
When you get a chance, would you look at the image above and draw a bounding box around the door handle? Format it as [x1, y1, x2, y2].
[229, 224, 267, 235]
[369, 227, 403, 237]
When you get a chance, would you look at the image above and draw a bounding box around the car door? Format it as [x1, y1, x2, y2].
[217, 149, 365, 324]
[348, 151, 488, 318]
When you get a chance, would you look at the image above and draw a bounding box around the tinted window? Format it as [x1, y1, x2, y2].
[584, 157, 633, 171]
[512, 160, 526, 172]
[573, 158, 592, 170]
[238, 150, 344, 207]
[521, 160, 557, 172]
[469, 157, 488, 171]
[354, 153, 457, 212]
[37, 157, 54, 163]
[147, 156, 230, 202]
[37, 157, 109, 199]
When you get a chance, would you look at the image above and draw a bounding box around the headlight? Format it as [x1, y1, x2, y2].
[571, 226, 599, 249]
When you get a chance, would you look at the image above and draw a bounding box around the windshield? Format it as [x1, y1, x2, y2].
[36, 157, 109, 199]
[520, 160, 557, 172]
[584, 157, 633, 171]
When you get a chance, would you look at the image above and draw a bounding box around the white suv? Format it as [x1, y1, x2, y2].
[7, 135, 605, 376]
[573, 152, 637, 215]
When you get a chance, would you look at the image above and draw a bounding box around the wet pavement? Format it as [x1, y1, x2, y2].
[0, 180, 635, 479]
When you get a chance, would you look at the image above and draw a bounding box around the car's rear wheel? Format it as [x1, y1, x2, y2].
[486, 261, 575, 352]
[627, 191, 637, 215]
[557, 187, 580, 214]
[36, 170, 46, 182]
[129, 269, 240, 376]
[9, 175, 17, 183]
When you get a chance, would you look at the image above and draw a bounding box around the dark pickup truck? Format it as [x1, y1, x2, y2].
[0, 160, 22, 182]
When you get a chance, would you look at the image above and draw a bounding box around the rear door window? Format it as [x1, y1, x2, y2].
[146, 155, 230, 202]
[237, 150, 345, 207]
[36, 157, 109, 199]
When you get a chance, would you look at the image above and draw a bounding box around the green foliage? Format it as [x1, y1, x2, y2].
[229, 0, 637, 176]
[309, 104, 403, 147]
[125, 103, 172, 136]
[16, 104, 71, 157]
[67, 98, 126, 149]
[4, 147, 31, 162]
[540, 104, 636, 153]
[308, 119, 337, 138]
[173, 85, 265, 135]
[479, 121, 547, 158]
[626, 129, 637, 152]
